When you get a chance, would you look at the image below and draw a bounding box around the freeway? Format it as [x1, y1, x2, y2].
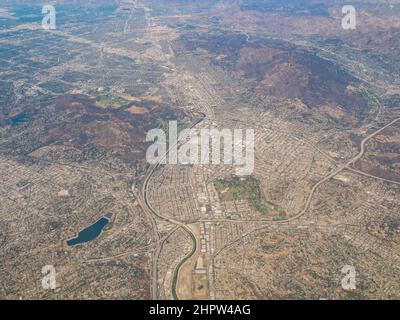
[139, 103, 398, 298]
[211, 117, 400, 257]
[297, 117, 400, 219]
[138, 113, 205, 300]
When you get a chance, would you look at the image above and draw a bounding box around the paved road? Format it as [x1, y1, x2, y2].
[140, 103, 399, 297]
[347, 167, 400, 185]
[281, 117, 400, 223]
[211, 117, 400, 257]
[139, 113, 205, 300]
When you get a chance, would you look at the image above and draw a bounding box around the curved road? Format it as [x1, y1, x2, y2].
[139, 113, 205, 300]
[211, 117, 400, 257]
[141, 112, 399, 299]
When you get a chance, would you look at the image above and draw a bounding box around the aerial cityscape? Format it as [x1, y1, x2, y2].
[0, 0, 399, 300]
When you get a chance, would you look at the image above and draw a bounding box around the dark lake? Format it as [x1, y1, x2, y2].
[67, 218, 109, 247]
[11, 113, 30, 125]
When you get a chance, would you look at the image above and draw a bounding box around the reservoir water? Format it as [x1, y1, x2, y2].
[11, 113, 30, 125]
[67, 217, 110, 247]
